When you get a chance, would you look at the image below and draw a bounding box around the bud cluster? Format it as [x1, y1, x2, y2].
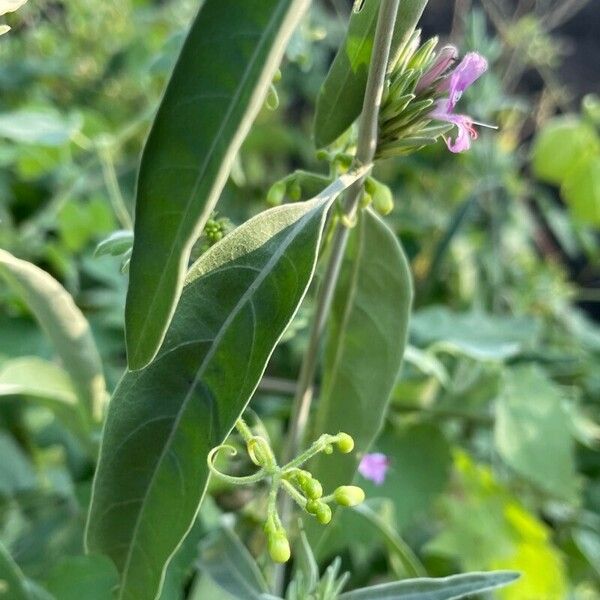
[377, 31, 454, 159]
[208, 419, 365, 563]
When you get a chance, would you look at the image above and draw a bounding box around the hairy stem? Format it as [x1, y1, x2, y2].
[274, 0, 400, 592]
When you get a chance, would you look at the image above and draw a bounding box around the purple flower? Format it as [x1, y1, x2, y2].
[431, 51, 488, 153]
[358, 453, 389, 486]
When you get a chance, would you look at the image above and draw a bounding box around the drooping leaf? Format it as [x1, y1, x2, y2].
[494, 365, 579, 501]
[0, 541, 31, 600]
[86, 174, 362, 600]
[311, 209, 412, 492]
[94, 231, 134, 258]
[199, 528, 269, 600]
[313, 0, 428, 148]
[0, 250, 106, 422]
[125, 0, 310, 370]
[337, 571, 519, 600]
[410, 307, 540, 361]
[45, 555, 118, 600]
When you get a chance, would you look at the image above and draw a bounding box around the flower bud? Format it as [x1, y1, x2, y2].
[266, 180, 286, 206]
[315, 502, 332, 525]
[333, 485, 365, 507]
[372, 181, 394, 216]
[360, 190, 372, 208]
[305, 499, 320, 515]
[336, 433, 354, 454]
[303, 477, 323, 500]
[323, 444, 333, 455]
[289, 180, 302, 201]
[267, 531, 290, 563]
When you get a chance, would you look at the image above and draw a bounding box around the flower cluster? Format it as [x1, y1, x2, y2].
[208, 418, 365, 563]
[377, 31, 489, 158]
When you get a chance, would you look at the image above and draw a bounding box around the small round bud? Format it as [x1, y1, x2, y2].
[315, 149, 330, 161]
[372, 181, 394, 216]
[336, 433, 354, 454]
[305, 499, 320, 515]
[315, 502, 332, 525]
[272, 68, 282, 84]
[359, 190, 372, 208]
[289, 180, 302, 201]
[304, 478, 323, 500]
[267, 531, 290, 563]
[323, 444, 333, 455]
[266, 180, 286, 206]
[333, 485, 365, 507]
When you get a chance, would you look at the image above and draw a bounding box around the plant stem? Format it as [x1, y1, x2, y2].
[274, 0, 400, 592]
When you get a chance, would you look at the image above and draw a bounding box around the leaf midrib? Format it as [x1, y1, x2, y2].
[131, 0, 289, 364]
[117, 200, 325, 598]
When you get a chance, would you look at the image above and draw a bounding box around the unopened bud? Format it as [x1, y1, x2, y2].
[304, 478, 323, 500]
[334, 485, 365, 507]
[267, 180, 286, 206]
[315, 502, 332, 524]
[267, 531, 290, 563]
[416, 45, 458, 93]
[289, 180, 302, 201]
[371, 180, 394, 216]
[336, 433, 354, 454]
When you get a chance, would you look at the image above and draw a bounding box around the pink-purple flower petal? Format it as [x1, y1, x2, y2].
[358, 453, 389, 486]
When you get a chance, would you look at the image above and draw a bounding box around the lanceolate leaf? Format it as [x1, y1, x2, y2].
[313, 0, 428, 148]
[338, 571, 519, 600]
[125, 0, 310, 370]
[311, 209, 412, 491]
[0, 250, 106, 422]
[86, 173, 363, 600]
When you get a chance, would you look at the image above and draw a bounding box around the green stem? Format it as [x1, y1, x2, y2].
[98, 143, 133, 230]
[275, 0, 400, 592]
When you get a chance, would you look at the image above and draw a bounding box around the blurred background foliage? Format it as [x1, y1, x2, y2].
[0, 0, 599, 598]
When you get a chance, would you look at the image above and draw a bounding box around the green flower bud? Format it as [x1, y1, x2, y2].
[336, 433, 354, 454]
[267, 531, 290, 563]
[315, 502, 332, 525]
[304, 477, 323, 500]
[371, 180, 394, 216]
[333, 485, 365, 507]
[315, 149, 330, 161]
[266, 180, 286, 206]
[323, 444, 333, 455]
[289, 180, 302, 201]
[360, 190, 372, 208]
[305, 499, 320, 515]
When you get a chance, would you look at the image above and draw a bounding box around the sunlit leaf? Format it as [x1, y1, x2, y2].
[561, 153, 600, 227]
[0, 111, 81, 146]
[125, 0, 310, 370]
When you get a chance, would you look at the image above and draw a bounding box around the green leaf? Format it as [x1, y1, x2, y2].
[337, 571, 519, 600]
[531, 116, 599, 185]
[0, 251, 106, 422]
[125, 0, 310, 370]
[94, 230, 134, 258]
[494, 365, 579, 501]
[410, 307, 539, 361]
[311, 208, 412, 492]
[313, 0, 428, 148]
[0, 110, 81, 146]
[86, 175, 361, 600]
[0, 541, 31, 600]
[0, 432, 36, 497]
[45, 555, 118, 600]
[199, 528, 268, 600]
[561, 153, 600, 227]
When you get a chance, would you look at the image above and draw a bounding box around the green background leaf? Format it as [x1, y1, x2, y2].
[125, 0, 309, 370]
[311, 209, 412, 493]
